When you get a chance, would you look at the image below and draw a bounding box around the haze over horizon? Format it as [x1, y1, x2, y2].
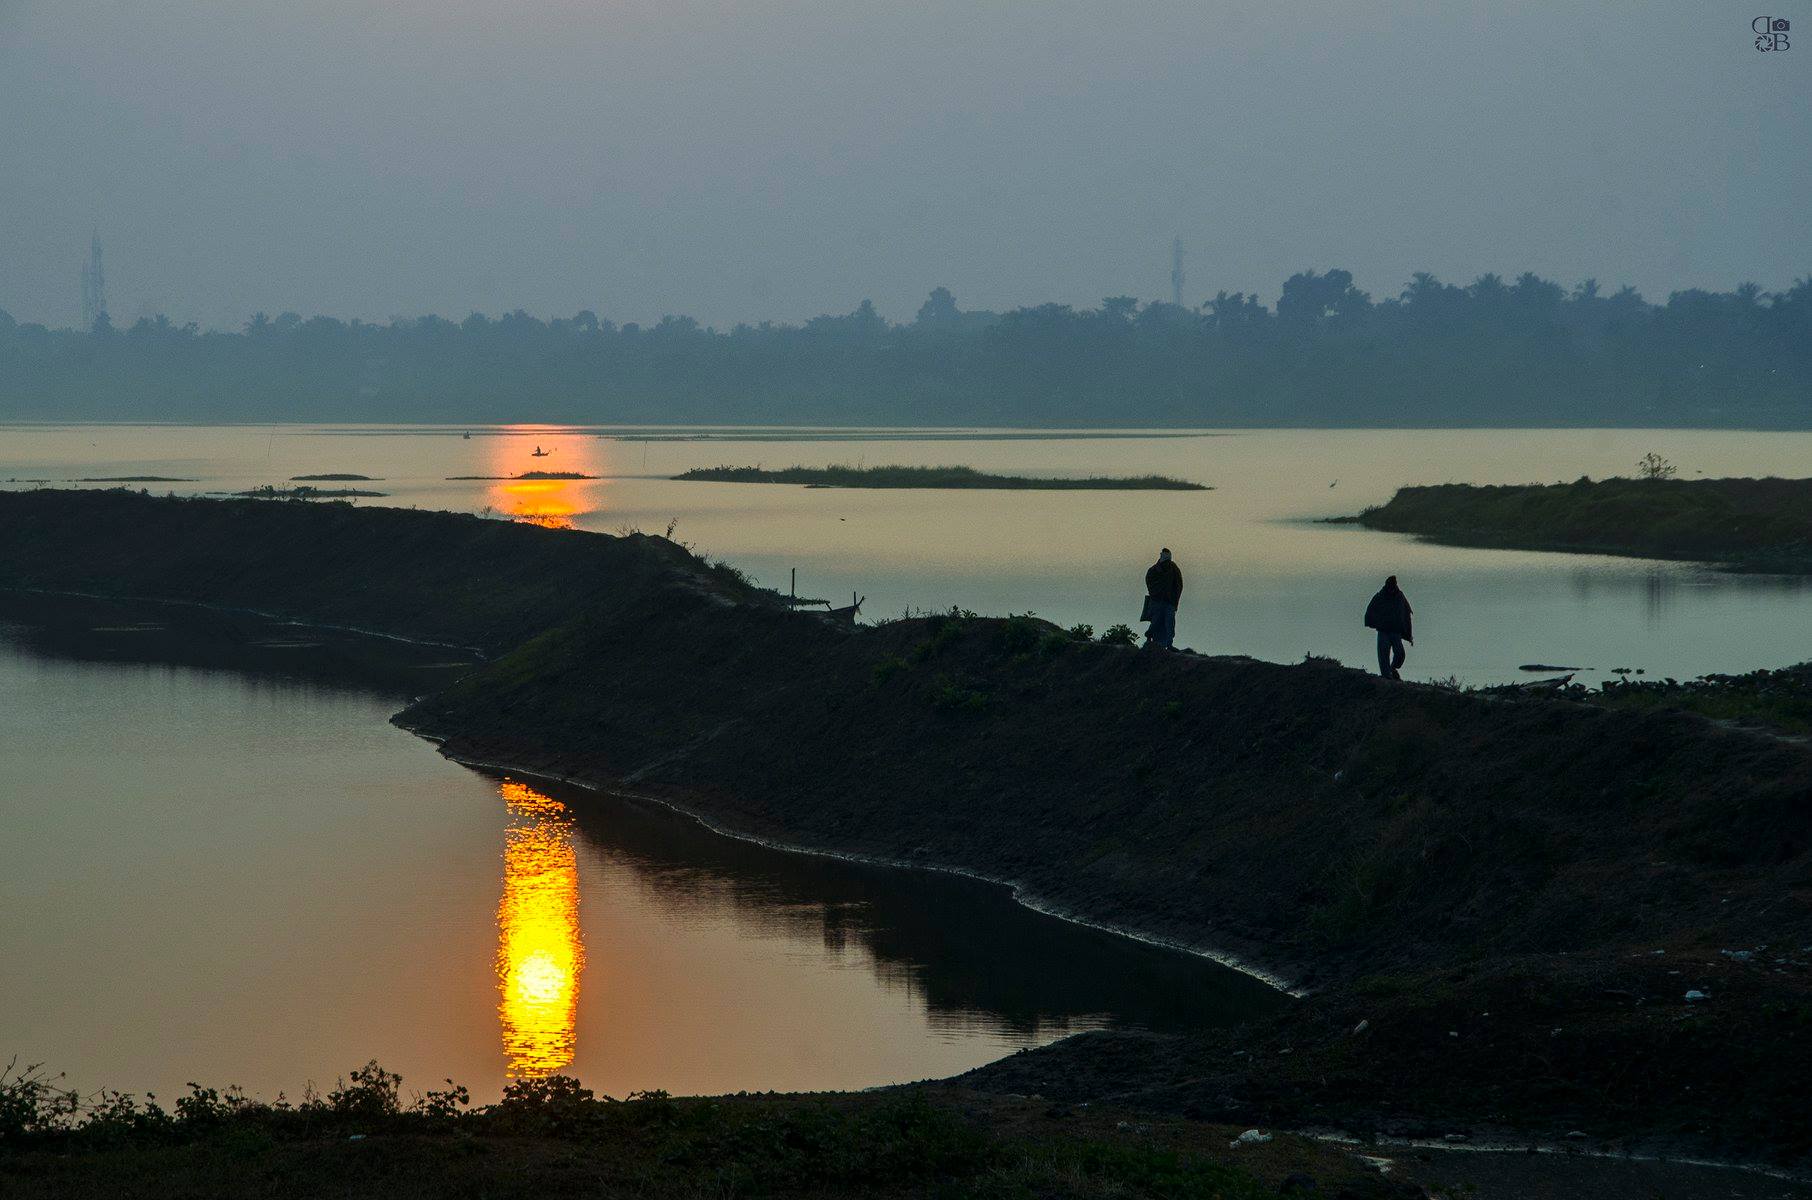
[2, 0, 1805, 332]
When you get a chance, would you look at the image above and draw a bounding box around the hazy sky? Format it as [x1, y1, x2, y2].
[2, 0, 1805, 330]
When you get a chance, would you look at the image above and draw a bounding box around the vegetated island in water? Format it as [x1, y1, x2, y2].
[3, 488, 1811, 1186]
[3, 475, 197, 483]
[446, 470, 598, 481]
[675, 464, 1209, 490]
[290, 473, 381, 481]
[226, 484, 387, 499]
[1338, 475, 1812, 572]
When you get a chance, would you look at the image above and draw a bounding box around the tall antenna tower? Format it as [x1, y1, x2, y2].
[80, 232, 107, 330]
[1169, 236, 1185, 307]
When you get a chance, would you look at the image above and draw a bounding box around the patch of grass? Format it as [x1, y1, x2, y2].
[2, 1060, 1294, 1200]
[1000, 612, 1043, 655]
[1308, 852, 1404, 945]
[910, 606, 976, 663]
[704, 556, 754, 590]
[674, 464, 1210, 491]
[872, 655, 910, 685]
[1350, 476, 1812, 571]
[444, 471, 597, 481]
[930, 673, 990, 713]
[1572, 665, 1812, 735]
[230, 484, 387, 499]
[1303, 790, 1454, 948]
[1100, 623, 1137, 647]
[982, 1138, 1276, 1199]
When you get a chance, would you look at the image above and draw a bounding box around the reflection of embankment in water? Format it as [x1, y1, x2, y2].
[1564, 563, 1808, 626]
[504, 772, 1283, 1039]
[0, 589, 478, 695]
[496, 781, 584, 1077]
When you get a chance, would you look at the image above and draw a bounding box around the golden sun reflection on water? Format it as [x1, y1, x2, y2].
[496, 780, 584, 1077]
[497, 479, 580, 529]
[487, 428, 601, 529]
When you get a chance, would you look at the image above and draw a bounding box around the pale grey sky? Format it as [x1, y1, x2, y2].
[1, 0, 1805, 330]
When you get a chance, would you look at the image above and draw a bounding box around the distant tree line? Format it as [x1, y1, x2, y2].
[1, 271, 1807, 426]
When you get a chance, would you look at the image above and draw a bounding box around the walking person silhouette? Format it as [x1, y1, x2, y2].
[1363, 575, 1413, 678]
[1143, 548, 1182, 650]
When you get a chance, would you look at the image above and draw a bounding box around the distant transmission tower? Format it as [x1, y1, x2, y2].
[80, 232, 108, 330]
[1169, 236, 1185, 307]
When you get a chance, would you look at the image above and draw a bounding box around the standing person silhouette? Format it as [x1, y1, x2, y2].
[1143, 548, 1182, 650]
[1364, 575, 1413, 678]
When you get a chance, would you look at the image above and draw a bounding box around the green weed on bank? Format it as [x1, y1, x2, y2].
[1, 1059, 1286, 1199]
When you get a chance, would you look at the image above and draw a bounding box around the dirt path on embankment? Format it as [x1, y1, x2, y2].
[5, 488, 1811, 1172]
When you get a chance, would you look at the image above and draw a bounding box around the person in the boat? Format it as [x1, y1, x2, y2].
[1142, 548, 1182, 650]
[1364, 575, 1414, 678]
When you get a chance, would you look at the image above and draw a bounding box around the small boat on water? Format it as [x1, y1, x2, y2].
[531, 445, 552, 457]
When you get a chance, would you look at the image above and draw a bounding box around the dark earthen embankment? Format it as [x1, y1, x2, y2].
[5, 488, 1811, 1164]
[0, 487, 711, 655]
[406, 589, 1812, 989]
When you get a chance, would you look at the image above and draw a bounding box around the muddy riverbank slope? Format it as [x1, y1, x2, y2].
[4, 489, 1810, 1166]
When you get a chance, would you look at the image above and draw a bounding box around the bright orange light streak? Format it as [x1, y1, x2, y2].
[495, 780, 584, 1076]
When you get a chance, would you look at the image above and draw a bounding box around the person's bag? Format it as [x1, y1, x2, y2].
[1139, 595, 1156, 622]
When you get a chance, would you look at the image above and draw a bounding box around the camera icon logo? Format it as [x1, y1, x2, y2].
[1754, 15, 1792, 48]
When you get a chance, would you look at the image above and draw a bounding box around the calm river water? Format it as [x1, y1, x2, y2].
[4, 423, 1808, 685]
[0, 592, 1279, 1103]
[3, 423, 1806, 1103]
